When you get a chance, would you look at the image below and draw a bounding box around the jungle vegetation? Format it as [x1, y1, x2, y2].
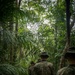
[0, 0, 75, 75]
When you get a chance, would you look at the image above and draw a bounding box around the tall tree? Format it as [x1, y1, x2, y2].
[59, 0, 75, 68]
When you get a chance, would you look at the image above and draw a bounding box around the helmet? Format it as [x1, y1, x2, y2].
[64, 47, 75, 58]
[40, 52, 49, 58]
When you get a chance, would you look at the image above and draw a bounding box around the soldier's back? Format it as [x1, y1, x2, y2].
[34, 61, 54, 75]
[57, 65, 75, 75]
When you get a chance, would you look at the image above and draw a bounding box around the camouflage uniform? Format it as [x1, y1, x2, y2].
[34, 61, 54, 75]
[33, 52, 54, 75]
[57, 47, 75, 75]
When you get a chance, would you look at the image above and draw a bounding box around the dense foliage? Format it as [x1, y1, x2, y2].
[0, 0, 75, 75]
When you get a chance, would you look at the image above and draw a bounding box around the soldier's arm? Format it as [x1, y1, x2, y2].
[51, 65, 55, 75]
[57, 67, 67, 75]
[28, 68, 31, 75]
[48, 63, 55, 75]
[33, 65, 39, 75]
[57, 70, 61, 75]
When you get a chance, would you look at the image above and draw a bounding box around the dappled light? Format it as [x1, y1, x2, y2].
[0, 0, 75, 75]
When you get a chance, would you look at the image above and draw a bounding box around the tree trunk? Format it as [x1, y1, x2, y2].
[59, 0, 70, 69]
[0, 22, 7, 63]
[54, 23, 58, 71]
[59, 16, 75, 68]
[9, 19, 14, 64]
[59, 17, 75, 69]
[13, 0, 22, 64]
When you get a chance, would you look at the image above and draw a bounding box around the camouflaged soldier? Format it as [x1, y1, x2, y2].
[28, 61, 35, 75]
[33, 52, 54, 75]
[57, 47, 75, 75]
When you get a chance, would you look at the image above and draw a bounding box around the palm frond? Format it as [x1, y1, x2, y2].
[0, 64, 18, 75]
